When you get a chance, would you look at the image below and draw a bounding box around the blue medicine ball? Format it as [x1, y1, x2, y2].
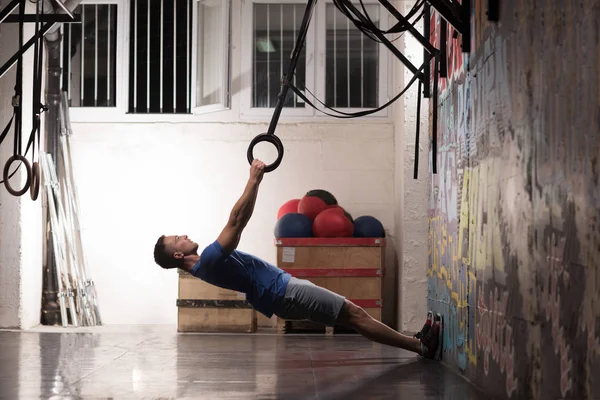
[353, 215, 385, 238]
[274, 212, 313, 238]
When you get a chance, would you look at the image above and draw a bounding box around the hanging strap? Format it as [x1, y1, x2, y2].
[1, 0, 46, 195]
[287, 61, 425, 119]
[30, 0, 46, 164]
[28, 0, 46, 200]
[13, 0, 25, 157]
[414, 79, 422, 179]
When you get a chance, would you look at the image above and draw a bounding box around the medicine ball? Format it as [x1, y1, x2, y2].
[277, 198, 301, 219]
[325, 205, 353, 223]
[313, 208, 354, 237]
[306, 189, 337, 206]
[274, 213, 313, 238]
[353, 215, 385, 238]
[298, 195, 327, 221]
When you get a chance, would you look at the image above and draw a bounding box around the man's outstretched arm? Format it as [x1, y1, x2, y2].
[217, 159, 265, 253]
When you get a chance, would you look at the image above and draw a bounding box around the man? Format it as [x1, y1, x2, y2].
[154, 159, 442, 360]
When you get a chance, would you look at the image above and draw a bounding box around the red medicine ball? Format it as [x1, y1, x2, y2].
[313, 208, 354, 237]
[277, 199, 301, 220]
[325, 205, 353, 223]
[298, 195, 327, 221]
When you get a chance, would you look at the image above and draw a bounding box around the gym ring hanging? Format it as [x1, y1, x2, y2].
[246, 0, 317, 173]
[3, 155, 32, 197]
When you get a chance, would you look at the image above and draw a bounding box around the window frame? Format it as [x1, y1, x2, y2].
[190, 0, 232, 114]
[240, 0, 392, 121]
[67, 0, 234, 123]
[239, 0, 317, 120]
[315, 0, 390, 118]
[65, 0, 130, 122]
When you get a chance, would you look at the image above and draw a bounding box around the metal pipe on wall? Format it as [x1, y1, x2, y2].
[41, 0, 82, 325]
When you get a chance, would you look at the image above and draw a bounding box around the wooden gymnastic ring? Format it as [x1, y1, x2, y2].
[247, 133, 284, 173]
[29, 161, 40, 201]
[3, 155, 32, 197]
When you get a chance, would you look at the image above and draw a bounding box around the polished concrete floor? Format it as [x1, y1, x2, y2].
[0, 326, 486, 400]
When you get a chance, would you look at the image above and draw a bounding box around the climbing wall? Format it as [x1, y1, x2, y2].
[427, 0, 600, 398]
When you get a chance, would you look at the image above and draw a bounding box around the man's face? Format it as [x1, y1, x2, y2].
[164, 235, 199, 260]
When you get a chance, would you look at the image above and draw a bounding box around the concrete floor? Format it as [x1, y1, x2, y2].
[0, 326, 486, 400]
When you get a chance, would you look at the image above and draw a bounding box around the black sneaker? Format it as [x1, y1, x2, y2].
[414, 310, 433, 339]
[420, 313, 443, 360]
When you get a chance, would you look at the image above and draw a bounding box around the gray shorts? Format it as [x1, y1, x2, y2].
[274, 277, 347, 327]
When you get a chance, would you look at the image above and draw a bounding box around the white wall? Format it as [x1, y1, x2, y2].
[0, 0, 430, 329]
[61, 1, 400, 326]
[0, 0, 44, 329]
[68, 124, 395, 325]
[393, 0, 430, 333]
[0, 5, 21, 327]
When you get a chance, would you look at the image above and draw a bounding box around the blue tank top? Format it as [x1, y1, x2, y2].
[191, 240, 291, 318]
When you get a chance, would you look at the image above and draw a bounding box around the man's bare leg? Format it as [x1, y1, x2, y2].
[336, 300, 441, 358]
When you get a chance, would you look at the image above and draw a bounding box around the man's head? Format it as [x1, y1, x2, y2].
[153, 234, 199, 269]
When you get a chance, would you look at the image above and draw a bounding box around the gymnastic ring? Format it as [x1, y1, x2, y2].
[247, 133, 284, 173]
[3, 155, 32, 197]
[29, 161, 40, 201]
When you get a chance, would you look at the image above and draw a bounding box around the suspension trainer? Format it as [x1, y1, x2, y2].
[246, 0, 318, 173]
[0, 0, 46, 198]
[1, 0, 30, 196]
[246, 0, 438, 173]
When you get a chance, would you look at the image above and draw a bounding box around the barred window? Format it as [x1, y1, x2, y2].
[325, 4, 379, 108]
[128, 0, 192, 114]
[252, 4, 306, 108]
[62, 0, 231, 116]
[128, 0, 230, 114]
[242, 1, 387, 117]
[62, 3, 118, 107]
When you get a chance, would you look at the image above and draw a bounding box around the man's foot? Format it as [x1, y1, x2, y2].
[414, 310, 433, 339]
[420, 313, 443, 360]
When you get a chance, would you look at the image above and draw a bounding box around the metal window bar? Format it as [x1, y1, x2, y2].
[133, 0, 137, 109]
[293, 5, 296, 107]
[160, 0, 163, 111]
[186, 0, 190, 111]
[266, 4, 270, 107]
[173, 0, 176, 111]
[346, 16, 349, 107]
[94, 5, 98, 106]
[333, 7, 336, 108]
[80, 6, 84, 104]
[360, 18, 363, 108]
[107, 5, 111, 104]
[146, 0, 150, 111]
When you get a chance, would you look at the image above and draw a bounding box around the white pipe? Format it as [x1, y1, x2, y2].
[45, 0, 84, 41]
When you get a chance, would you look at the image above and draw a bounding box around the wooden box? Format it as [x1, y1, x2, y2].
[176, 271, 257, 333]
[275, 237, 385, 333]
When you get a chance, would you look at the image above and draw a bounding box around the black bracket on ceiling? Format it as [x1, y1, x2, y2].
[344, 0, 433, 83]
[1, 0, 77, 24]
[3, 14, 81, 23]
[0, 0, 18, 24]
[378, 0, 440, 57]
[423, 4, 432, 98]
[0, 20, 77, 79]
[487, 0, 499, 21]
[0, 0, 81, 80]
[426, 0, 471, 53]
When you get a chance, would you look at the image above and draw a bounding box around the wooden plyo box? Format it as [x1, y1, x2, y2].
[176, 271, 257, 333]
[275, 237, 385, 334]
